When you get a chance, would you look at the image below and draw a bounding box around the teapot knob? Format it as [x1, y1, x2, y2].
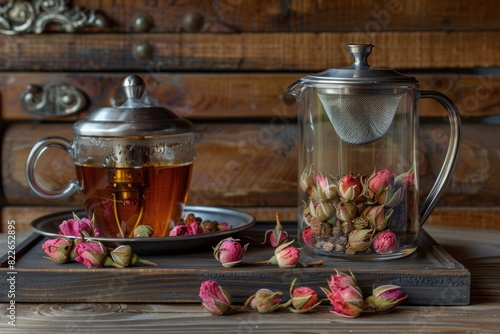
[123, 75, 146, 100]
[347, 44, 373, 69]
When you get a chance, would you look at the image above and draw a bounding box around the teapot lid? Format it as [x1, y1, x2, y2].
[73, 74, 193, 137]
[301, 44, 418, 86]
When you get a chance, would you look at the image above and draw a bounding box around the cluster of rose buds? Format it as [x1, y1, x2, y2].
[300, 167, 415, 255]
[41, 213, 156, 268]
[212, 213, 323, 269]
[213, 237, 321, 269]
[199, 278, 322, 316]
[321, 270, 408, 317]
[199, 271, 407, 317]
[169, 213, 232, 236]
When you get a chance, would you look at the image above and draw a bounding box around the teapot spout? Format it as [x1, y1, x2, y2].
[286, 79, 304, 99]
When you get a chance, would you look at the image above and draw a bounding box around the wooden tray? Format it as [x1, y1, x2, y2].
[0, 224, 470, 306]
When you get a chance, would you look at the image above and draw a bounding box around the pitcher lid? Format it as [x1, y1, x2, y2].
[73, 74, 193, 137]
[301, 44, 418, 86]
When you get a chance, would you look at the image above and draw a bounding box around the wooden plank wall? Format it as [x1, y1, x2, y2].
[0, 0, 498, 231]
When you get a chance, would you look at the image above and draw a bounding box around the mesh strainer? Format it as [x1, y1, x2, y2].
[288, 44, 418, 145]
[318, 93, 402, 144]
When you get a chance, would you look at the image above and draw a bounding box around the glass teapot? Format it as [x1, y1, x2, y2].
[26, 74, 194, 238]
[287, 44, 461, 260]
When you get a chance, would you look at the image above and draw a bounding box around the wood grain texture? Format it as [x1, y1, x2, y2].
[0, 225, 499, 333]
[1, 72, 500, 121]
[2, 122, 498, 209]
[44, 0, 500, 33]
[0, 227, 470, 305]
[2, 31, 500, 71]
[2, 205, 500, 233]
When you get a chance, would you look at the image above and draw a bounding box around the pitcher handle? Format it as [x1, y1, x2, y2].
[419, 91, 462, 226]
[25, 136, 80, 200]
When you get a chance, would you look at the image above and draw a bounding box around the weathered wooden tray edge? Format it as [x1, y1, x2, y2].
[0, 228, 470, 306]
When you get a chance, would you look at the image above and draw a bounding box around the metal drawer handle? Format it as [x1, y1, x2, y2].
[0, 0, 107, 35]
[20, 83, 88, 117]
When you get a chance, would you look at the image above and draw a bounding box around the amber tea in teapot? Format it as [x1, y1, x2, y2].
[26, 75, 195, 238]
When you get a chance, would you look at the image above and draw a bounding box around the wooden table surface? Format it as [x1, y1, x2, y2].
[1, 225, 499, 334]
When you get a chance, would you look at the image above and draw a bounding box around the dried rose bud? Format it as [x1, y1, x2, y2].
[328, 269, 358, 292]
[315, 201, 336, 221]
[42, 237, 73, 264]
[269, 240, 300, 268]
[299, 164, 315, 192]
[301, 226, 315, 247]
[367, 169, 394, 195]
[372, 230, 398, 254]
[323, 284, 365, 318]
[187, 221, 201, 235]
[74, 241, 107, 268]
[316, 173, 339, 201]
[217, 222, 232, 231]
[395, 169, 415, 187]
[200, 220, 218, 233]
[250, 288, 285, 313]
[338, 173, 362, 201]
[363, 205, 392, 231]
[58, 215, 95, 237]
[262, 213, 289, 247]
[365, 285, 408, 313]
[348, 229, 373, 252]
[213, 237, 248, 268]
[336, 201, 358, 222]
[289, 278, 321, 313]
[169, 225, 191, 236]
[352, 217, 369, 230]
[133, 225, 154, 238]
[199, 280, 234, 316]
[183, 213, 197, 225]
[376, 187, 402, 207]
[110, 245, 132, 266]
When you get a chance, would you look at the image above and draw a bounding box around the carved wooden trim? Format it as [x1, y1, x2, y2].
[0, 0, 107, 35]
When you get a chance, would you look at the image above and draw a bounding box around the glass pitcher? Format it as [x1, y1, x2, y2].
[288, 44, 461, 260]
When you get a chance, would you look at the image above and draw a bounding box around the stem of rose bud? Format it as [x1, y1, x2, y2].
[131, 254, 157, 266]
[298, 260, 323, 268]
[239, 260, 270, 266]
[233, 294, 256, 313]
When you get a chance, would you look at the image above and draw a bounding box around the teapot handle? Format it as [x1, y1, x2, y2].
[25, 136, 80, 200]
[419, 91, 462, 226]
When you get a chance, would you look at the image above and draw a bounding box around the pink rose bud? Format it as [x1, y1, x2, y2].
[169, 224, 191, 236]
[301, 226, 315, 248]
[365, 285, 408, 313]
[74, 241, 107, 268]
[329, 285, 365, 318]
[42, 237, 73, 264]
[363, 205, 392, 231]
[217, 222, 232, 231]
[213, 237, 248, 268]
[367, 169, 394, 195]
[58, 217, 93, 237]
[328, 269, 358, 292]
[289, 278, 321, 313]
[372, 230, 398, 254]
[263, 213, 289, 247]
[315, 172, 338, 201]
[269, 240, 300, 268]
[250, 288, 284, 313]
[198, 280, 234, 316]
[187, 221, 201, 235]
[395, 169, 415, 187]
[338, 173, 362, 201]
